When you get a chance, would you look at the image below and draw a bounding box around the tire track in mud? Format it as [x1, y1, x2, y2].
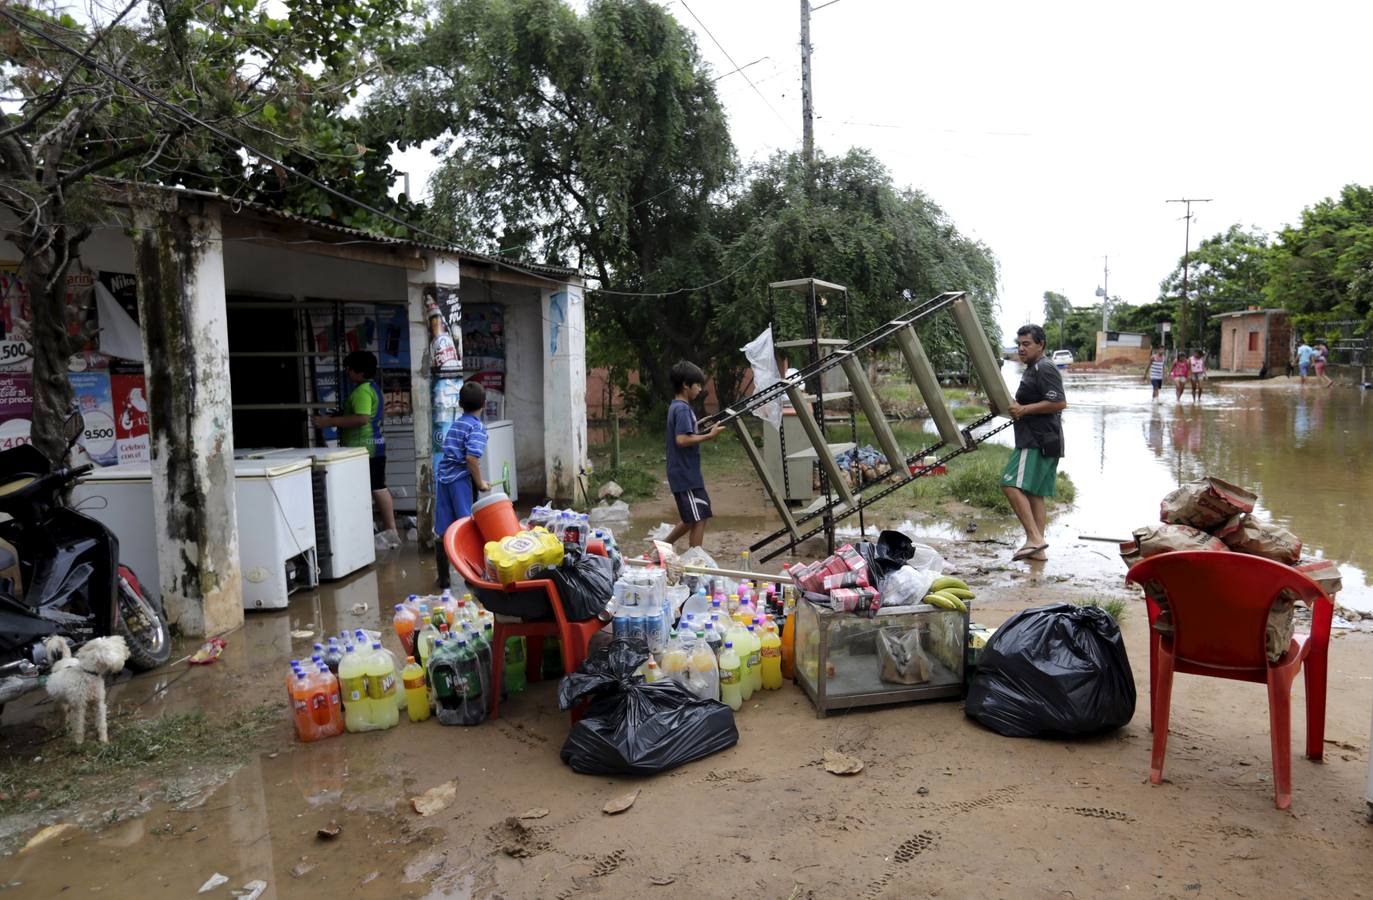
[861, 831, 940, 899]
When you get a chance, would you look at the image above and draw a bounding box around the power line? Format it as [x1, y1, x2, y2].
[0, 5, 770, 300]
[677, 0, 799, 140]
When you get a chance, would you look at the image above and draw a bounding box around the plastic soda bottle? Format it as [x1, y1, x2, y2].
[429, 639, 459, 723]
[393, 603, 419, 651]
[703, 620, 722, 657]
[316, 663, 345, 736]
[745, 623, 764, 694]
[454, 639, 488, 725]
[718, 642, 743, 711]
[504, 636, 528, 693]
[689, 630, 719, 701]
[338, 645, 373, 733]
[761, 622, 783, 690]
[416, 615, 440, 668]
[660, 631, 689, 688]
[322, 638, 343, 674]
[725, 623, 753, 701]
[644, 658, 664, 684]
[289, 670, 319, 741]
[402, 656, 430, 722]
[365, 643, 399, 729]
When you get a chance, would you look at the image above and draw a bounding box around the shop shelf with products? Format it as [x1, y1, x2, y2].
[793, 598, 968, 718]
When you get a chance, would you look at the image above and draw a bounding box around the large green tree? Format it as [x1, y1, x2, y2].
[1158, 224, 1270, 353]
[705, 149, 1000, 402]
[1266, 184, 1373, 335]
[1, 0, 408, 461]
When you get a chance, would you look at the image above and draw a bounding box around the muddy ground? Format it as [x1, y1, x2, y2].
[2, 463, 1371, 899]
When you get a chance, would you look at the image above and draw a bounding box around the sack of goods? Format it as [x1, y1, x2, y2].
[965, 603, 1136, 738]
[557, 637, 739, 776]
[1124, 474, 1326, 663]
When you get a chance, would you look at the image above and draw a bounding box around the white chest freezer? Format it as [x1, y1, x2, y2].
[481, 420, 518, 500]
[237, 447, 375, 580]
[71, 459, 319, 611]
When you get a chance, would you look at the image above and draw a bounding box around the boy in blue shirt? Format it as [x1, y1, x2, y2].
[663, 360, 724, 549]
[435, 381, 491, 588]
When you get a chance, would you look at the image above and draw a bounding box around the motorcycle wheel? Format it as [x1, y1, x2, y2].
[116, 569, 172, 671]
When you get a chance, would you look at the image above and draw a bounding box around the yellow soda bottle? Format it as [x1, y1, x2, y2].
[338, 645, 372, 733]
[689, 631, 719, 701]
[718, 642, 743, 711]
[744, 624, 763, 694]
[365, 642, 399, 729]
[760, 622, 783, 690]
[402, 656, 430, 722]
[660, 631, 688, 685]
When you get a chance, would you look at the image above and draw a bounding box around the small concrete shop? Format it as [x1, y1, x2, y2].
[1212, 309, 1292, 375]
[0, 187, 586, 635]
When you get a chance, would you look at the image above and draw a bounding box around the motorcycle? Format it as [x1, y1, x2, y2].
[0, 410, 171, 713]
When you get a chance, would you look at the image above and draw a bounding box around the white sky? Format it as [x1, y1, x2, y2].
[390, 0, 1373, 341]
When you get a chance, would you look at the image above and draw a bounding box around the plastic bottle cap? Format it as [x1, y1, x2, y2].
[344, 646, 354, 653]
[372, 642, 382, 650]
[406, 655, 415, 663]
[724, 641, 733, 648]
[394, 604, 403, 611]
[296, 672, 307, 679]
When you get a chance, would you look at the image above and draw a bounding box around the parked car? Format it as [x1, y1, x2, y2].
[1051, 350, 1074, 368]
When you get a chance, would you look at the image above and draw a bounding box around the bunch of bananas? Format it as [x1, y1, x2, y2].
[923, 576, 974, 614]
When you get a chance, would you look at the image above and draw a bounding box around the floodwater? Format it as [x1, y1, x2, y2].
[957, 363, 1373, 611]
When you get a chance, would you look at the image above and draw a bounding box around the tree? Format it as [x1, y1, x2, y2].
[1266, 184, 1373, 336]
[1158, 224, 1270, 354]
[1042, 291, 1070, 348]
[0, 0, 407, 462]
[702, 149, 1000, 401]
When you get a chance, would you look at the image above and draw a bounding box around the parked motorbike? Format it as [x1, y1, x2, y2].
[0, 410, 171, 713]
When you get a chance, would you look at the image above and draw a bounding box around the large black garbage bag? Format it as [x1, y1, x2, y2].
[549, 548, 615, 621]
[558, 637, 738, 775]
[965, 603, 1136, 738]
[855, 529, 916, 588]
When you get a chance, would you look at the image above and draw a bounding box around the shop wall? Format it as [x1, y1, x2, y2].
[484, 280, 546, 495]
[222, 241, 407, 301]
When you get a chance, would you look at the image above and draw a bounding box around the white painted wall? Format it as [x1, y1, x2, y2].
[489, 281, 547, 495]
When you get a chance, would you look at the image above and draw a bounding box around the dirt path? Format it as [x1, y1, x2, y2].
[3, 490, 1372, 896]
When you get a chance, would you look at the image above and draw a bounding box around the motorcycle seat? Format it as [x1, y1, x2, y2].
[0, 476, 35, 498]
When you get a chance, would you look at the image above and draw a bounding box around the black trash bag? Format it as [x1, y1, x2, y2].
[855, 529, 917, 589]
[557, 636, 739, 775]
[965, 603, 1136, 738]
[549, 548, 615, 621]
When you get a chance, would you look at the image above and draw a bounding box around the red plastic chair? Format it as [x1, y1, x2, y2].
[443, 517, 606, 721]
[1126, 551, 1332, 809]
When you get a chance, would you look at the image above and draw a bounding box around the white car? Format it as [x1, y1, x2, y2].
[1051, 350, 1074, 368]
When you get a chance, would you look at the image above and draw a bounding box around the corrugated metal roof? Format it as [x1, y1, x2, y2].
[1211, 309, 1287, 319]
[132, 183, 582, 280]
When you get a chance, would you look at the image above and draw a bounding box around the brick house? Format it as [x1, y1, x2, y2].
[1213, 309, 1292, 375]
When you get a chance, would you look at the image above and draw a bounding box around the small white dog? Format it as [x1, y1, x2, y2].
[43, 635, 131, 745]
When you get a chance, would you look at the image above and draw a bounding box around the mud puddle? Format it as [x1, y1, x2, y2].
[2, 744, 457, 899]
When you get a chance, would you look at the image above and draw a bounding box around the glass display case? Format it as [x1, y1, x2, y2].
[794, 598, 968, 718]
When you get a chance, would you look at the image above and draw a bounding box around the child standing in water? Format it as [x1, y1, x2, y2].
[1169, 353, 1190, 402]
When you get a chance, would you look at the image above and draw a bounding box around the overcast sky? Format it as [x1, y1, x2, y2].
[392, 0, 1373, 342]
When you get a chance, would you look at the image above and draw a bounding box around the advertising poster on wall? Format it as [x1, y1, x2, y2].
[110, 362, 150, 464]
[0, 372, 33, 451]
[462, 303, 504, 419]
[69, 370, 118, 466]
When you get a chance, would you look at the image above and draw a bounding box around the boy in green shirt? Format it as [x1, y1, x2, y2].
[312, 351, 400, 550]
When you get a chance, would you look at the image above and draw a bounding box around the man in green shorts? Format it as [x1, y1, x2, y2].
[1002, 324, 1067, 562]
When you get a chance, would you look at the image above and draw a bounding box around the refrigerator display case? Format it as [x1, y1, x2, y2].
[793, 598, 968, 718]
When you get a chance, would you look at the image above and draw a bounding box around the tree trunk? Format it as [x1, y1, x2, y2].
[23, 255, 77, 466]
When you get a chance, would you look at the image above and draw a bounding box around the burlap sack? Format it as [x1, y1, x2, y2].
[1120, 524, 1228, 567]
[1220, 514, 1302, 564]
[1159, 477, 1257, 530]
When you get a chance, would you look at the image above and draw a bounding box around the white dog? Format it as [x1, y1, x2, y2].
[43, 635, 131, 745]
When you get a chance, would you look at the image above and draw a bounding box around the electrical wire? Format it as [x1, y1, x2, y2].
[0, 5, 773, 301]
[676, 0, 800, 141]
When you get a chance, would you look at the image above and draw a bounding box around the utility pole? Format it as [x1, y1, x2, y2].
[800, 0, 813, 168]
[1167, 197, 1212, 352]
[1099, 256, 1110, 331]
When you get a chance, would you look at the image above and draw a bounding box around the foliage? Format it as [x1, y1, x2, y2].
[1071, 597, 1129, 624]
[587, 462, 657, 502]
[1157, 224, 1270, 353]
[1, 0, 410, 461]
[1266, 185, 1373, 338]
[1042, 291, 1071, 328]
[706, 148, 1001, 403]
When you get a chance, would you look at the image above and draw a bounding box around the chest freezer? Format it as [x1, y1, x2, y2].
[481, 419, 518, 500]
[72, 458, 319, 611]
[237, 447, 375, 580]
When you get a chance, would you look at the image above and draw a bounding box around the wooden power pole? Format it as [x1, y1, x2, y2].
[1167, 197, 1212, 351]
[800, 0, 814, 168]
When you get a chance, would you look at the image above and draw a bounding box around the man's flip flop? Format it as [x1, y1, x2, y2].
[1012, 544, 1048, 561]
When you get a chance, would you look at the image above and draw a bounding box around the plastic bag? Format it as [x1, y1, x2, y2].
[965, 603, 1136, 738]
[548, 549, 616, 621]
[854, 530, 916, 588]
[879, 565, 937, 607]
[557, 637, 739, 775]
[877, 627, 931, 684]
[588, 500, 631, 528]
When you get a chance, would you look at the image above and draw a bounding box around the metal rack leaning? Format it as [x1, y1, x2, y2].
[697, 288, 1014, 564]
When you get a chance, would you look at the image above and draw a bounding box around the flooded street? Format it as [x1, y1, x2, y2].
[3, 369, 1372, 898]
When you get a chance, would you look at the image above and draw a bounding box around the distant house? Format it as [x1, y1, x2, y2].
[1212, 309, 1291, 375]
[1094, 331, 1152, 366]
